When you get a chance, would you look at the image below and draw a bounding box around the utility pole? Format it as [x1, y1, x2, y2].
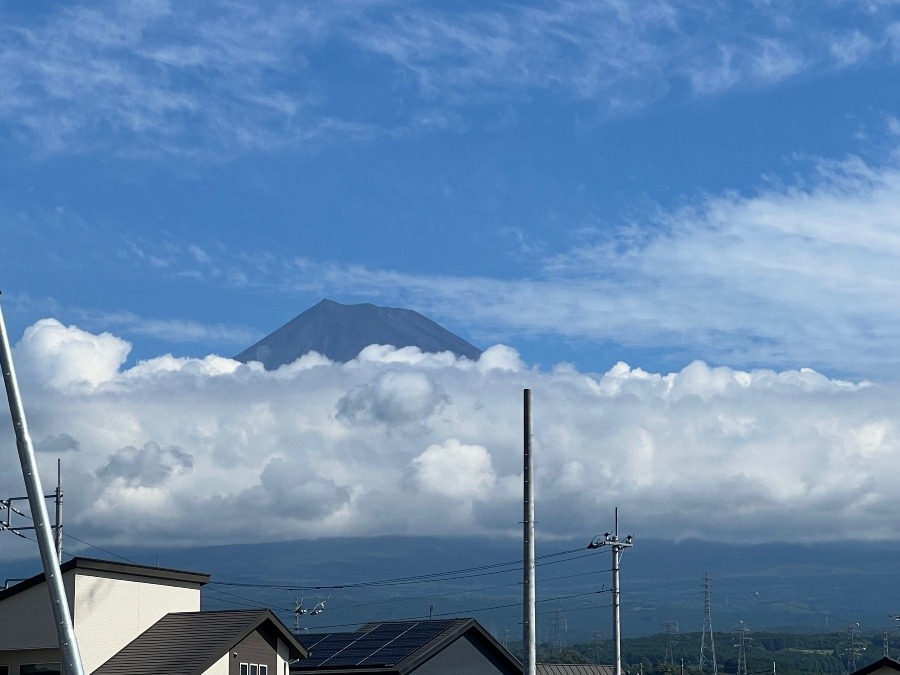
[884, 628, 890, 658]
[700, 574, 718, 675]
[588, 509, 634, 675]
[0, 296, 84, 675]
[2, 463, 64, 560]
[523, 389, 536, 675]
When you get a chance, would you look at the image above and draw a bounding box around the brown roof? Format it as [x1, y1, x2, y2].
[93, 609, 307, 675]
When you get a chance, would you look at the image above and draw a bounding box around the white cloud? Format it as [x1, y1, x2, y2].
[163, 151, 900, 378]
[4, 318, 900, 559]
[0, 1, 896, 157]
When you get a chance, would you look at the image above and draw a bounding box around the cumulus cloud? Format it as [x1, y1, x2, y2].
[4, 318, 900, 558]
[96, 441, 193, 487]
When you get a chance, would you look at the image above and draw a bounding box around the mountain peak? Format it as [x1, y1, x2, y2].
[234, 300, 482, 369]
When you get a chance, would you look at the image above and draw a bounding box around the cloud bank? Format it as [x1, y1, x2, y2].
[3, 318, 899, 560]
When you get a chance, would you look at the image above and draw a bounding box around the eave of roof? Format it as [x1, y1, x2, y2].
[0, 556, 210, 603]
[852, 657, 900, 675]
[398, 618, 522, 675]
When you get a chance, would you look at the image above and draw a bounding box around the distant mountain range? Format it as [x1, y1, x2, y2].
[11, 536, 900, 640]
[234, 299, 482, 369]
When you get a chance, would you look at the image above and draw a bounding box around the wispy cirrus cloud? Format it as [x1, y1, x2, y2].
[0, 0, 897, 158]
[119, 148, 900, 378]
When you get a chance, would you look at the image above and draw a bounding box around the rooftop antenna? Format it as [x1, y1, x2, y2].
[293, 593, 329, 632]
[0, 293, 85, 675]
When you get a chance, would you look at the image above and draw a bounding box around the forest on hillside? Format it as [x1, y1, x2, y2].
[509, 630, 890, 675]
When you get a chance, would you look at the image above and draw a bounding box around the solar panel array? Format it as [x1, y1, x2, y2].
[299, 620, 459, 669]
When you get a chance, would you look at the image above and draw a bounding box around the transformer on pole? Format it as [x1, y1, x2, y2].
[588, 508, 633, 675]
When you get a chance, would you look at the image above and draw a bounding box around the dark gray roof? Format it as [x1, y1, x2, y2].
[537, 664, 615, 675]
[293, 618, 521, 675]
[93, 609, 307, 675]
[0, 557, 209, 603]
[851, 657, 900, 675]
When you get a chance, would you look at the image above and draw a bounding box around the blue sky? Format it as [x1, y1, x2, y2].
[4, 2, 900, 557]
[2, 0, 899, 378]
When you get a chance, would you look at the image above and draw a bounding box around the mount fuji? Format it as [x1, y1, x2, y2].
[234, 299, 483, 369]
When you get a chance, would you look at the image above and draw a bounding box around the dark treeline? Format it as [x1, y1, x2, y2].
[509, 630, 891, 675]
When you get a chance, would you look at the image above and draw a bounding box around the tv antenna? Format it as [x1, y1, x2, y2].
[293, 593, 329, 632]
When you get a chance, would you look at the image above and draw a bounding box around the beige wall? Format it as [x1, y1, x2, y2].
[73, 570, 201, 673]
[276, 638, 289, 675]
[0, 577, 75, 651]
[0, 566, 201, 674]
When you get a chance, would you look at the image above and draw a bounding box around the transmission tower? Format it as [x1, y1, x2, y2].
[883, 629, 890, 658]
[700, 574, 718, 675]
[663, 620, 679, 667]
[840, 623, 867, 673]
[590, 630, 603, 663]
[550, 607, 568, 655]
[734, 621, 751, 675]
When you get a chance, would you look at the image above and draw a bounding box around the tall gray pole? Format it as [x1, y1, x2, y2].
[0, 297, 85, 675]
[55, 458, 63, 560]
[523, 389, 536, 675]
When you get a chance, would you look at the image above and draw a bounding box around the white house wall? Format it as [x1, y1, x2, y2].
[0, 574, 75, 651]
[72, 570, 201, 673]
[277, 637, 289, 675]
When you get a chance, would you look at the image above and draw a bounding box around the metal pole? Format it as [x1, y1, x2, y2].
[0, 297, 85, 675]
[55, 458, 63, 560]
[523, 389, 536, 675]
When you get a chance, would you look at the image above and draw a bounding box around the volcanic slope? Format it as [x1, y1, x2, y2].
[234, 299, 483, 369]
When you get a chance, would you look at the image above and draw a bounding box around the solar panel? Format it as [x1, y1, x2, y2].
[297, 620, 459, 669]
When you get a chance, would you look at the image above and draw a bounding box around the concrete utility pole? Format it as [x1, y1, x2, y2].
[0, 295, 85, 675]
[523, 389, 536, 675]
[588, 509, 633, 675]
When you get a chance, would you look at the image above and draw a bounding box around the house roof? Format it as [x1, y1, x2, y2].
[293, 618, 522, 675]
[92, 609, 307, 675]
[0, 557, 209, 603]
[851, 657, 900, 675]
[538, 665, 615, 675]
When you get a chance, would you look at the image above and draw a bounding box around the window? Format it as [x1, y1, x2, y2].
[251, 666, 258, 675]
[241, 665, 248, 675]
[260, 667, 268, 675]
[240, 662, 268, 675]
[0, 666, 8, 675]
[20, 665, 62, 675]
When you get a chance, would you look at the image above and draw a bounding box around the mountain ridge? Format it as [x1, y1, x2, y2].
[234, 299, 482, 369]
